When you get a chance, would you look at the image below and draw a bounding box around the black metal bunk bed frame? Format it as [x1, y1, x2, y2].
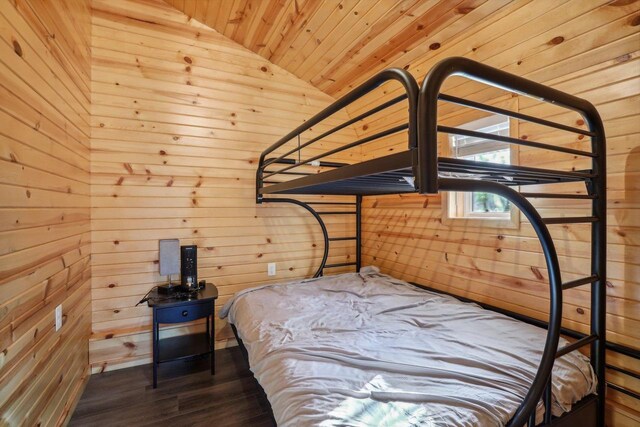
[248, 57, 633, 426]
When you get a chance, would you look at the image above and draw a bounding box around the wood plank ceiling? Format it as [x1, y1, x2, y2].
[162, 0, 506, 97]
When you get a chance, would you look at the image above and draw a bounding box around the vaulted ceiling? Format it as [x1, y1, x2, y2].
[164, 0, 640, 111]
[163, 0, 512, 97]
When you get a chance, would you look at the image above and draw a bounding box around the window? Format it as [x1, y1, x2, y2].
[444, 114, 520, 228]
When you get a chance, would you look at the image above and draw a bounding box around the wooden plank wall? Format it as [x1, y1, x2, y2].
[89, 0, 358, 373]
[347, 2, 640, 425]
[0, 0, 92, 425]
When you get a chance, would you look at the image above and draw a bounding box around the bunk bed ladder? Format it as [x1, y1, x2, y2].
[314, 195, 362, 273]
[521, 141, 605, 426]
[259, 157, 365, 277]
[257, 195, 361, 278]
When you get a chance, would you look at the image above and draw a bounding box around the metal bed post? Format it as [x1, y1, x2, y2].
[355, 195, 362, 272]
[585, 100, 607, 427]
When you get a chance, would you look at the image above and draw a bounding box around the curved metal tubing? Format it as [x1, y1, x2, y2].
[261, 198, 329, 278]
[257, 68, 419, 203]
[439, 178, 563, 427]
[418, 56, 599, 195]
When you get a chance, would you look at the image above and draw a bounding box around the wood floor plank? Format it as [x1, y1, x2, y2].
[69, 347, 276, 426]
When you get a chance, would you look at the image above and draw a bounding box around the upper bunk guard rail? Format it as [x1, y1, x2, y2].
[417, 57, 604, 195]
[437, 93, 596, 137]
[261, 123, 410, 180]
[435, 125, 596, 157]
[256, 67, 419, 203]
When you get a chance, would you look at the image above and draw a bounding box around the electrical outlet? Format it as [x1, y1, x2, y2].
[267, 262, 276, 276]
[55, 304, 63, 331]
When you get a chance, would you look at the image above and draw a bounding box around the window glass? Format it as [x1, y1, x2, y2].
[447, 115, 513, 220]
[461, 149, 511, 214]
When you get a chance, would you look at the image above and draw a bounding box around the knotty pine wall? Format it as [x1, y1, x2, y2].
[89, 0, 358, 373]
[345, 2, 639, 425]
[0, 0, 92, 425]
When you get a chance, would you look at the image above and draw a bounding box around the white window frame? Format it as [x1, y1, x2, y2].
[442, 112, 520, 229]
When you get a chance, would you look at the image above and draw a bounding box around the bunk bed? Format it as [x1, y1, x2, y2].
[225, 57, 612, 426]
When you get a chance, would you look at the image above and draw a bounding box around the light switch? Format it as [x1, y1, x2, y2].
[267, 262, 276, 276]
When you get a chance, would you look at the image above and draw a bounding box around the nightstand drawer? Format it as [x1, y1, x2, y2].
[155, 302, 213, 324]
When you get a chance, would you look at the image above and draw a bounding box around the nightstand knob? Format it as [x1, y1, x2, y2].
[182, 310, 188, 317]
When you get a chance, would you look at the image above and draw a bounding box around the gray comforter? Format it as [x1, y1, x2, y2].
[220, 268, 596, 426]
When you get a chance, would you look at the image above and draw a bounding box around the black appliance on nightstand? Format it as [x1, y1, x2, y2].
[180, 244, 198, 290]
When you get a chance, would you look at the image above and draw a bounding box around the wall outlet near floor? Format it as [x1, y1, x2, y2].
[267, 262, 276, 276]
[55, 304, 63, 331]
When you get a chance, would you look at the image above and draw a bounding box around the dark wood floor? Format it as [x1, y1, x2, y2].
[70, 347, 276, 426]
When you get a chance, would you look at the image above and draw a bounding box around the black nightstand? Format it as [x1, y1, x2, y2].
[147, 283, 218, 388]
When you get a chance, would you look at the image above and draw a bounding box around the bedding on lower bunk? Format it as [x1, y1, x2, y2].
[219, 268, 596, 427]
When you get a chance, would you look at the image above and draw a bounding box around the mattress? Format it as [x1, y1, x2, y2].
[220, 268, 596, 426]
